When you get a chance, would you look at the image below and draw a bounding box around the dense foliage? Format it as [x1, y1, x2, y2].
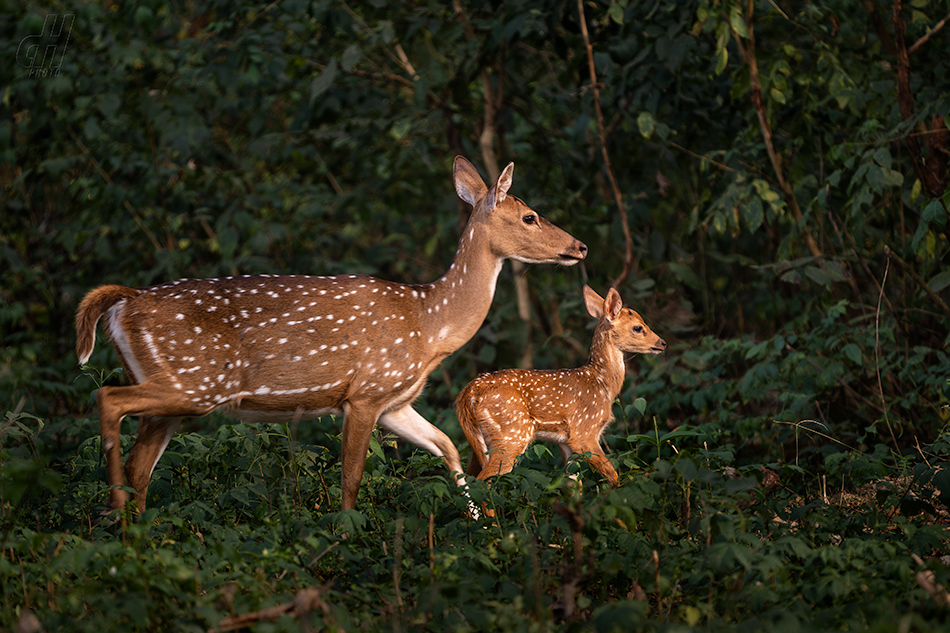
[2, 0, 949, 630]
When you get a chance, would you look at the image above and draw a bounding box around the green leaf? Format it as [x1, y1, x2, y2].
[927, 270, 950, 293]
[729, 6, 750, 38]
[922, 198, 947, 229]
[633, 397, 647, 415]
[715, 47, 729, 74]
[637, 112, 656, 138]
[842, 343, 862, 365]
[873, 146, 892, 168]
[668, 261, 702, 290]
[881, 167, 903, 187]
[866, 164, 885, 193]
[608, 2, 624, 25]
[310, 57, 338, 106]
[744, 194, 764, 233]
[341, 45, 361, 72]
[911, 219, 930, 253]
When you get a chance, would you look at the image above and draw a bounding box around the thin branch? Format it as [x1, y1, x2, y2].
[341, 1, 417, 80]
[774, 419, 862, 453]
[308, 61, 415, 90]
[875, 248, 902, 454]
[887, 246, 950, 317]
[577, 0, 635, 289]
[908, 9, 950, 54]
[826, 194, 906, 336]
[669, 142, 738, 173]
[210, 585, 334, 632]
[730, 22, 822, 257]
[64, 123, 164, 253]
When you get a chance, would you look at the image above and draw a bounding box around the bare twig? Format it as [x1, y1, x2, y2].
[576, 0, 635, 288]
[730, 3, 822, 257]
[908, 9, 950, 54]
[669, 142, 738, 173]
[341, 1, 417, 80]
[875, 248, 901, 453]
[775, 419, 861, 453]
[210, 585, 334, 632]
[887, 247, 950, 317]
[63, 123, 164, 253]
[825, 194, 906, 336]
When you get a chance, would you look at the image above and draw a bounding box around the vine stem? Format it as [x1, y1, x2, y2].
[730, 2, 822, 257]
[576, 0, 635, 289]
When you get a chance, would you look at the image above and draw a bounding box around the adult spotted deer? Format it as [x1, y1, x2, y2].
[76, 156, 587, 514]
[456, 285, 665, 486]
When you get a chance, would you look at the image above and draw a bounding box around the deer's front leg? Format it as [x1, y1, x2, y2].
[340, 402, 381, 511]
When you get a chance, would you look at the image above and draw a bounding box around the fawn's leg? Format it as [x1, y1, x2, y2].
[558, 443, 582, 482]
[476, 400, 535, 480]
[567, 440, 619, 487]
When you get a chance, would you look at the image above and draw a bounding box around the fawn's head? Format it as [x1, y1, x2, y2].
[584, 285, 667, 355]
[453, 156, 587, 265]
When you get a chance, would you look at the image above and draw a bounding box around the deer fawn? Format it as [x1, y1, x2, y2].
[456, 285, 665, 488]
[76, 156, 587, 514]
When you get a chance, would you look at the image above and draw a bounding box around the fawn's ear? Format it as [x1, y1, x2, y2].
[454, 156, 488, 207]
[604, 287, 623, 321]
[583, 285, 605, 319]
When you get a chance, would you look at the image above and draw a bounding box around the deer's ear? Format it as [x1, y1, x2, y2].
[483, 162, 514, 212]
[604, 287, 623, 321]
[454, 156, 487, 207]
[583, 285, 605, 319]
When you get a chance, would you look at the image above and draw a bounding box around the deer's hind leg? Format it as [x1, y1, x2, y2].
[97, 382, 209, 512]
[125, 416, 182, 512]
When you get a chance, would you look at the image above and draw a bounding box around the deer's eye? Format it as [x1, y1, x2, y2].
[633, 325, 643, 333]
[522, 214, 537, 225]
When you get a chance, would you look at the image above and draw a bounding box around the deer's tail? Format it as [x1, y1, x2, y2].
[76, 285, 140, 365]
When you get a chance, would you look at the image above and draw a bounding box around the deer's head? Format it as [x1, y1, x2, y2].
[453, 156, 587, 265]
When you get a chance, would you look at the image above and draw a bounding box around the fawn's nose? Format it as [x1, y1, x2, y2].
[576, 241, 588, 257]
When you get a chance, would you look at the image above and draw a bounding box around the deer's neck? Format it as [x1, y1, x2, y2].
[417, 221, 503, 354]
[585, 329, 627, 399]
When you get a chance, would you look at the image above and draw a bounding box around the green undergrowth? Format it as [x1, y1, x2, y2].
[3, 412, 950, 632]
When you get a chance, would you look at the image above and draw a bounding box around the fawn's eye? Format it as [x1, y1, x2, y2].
[633, 325, 643, 333]
[522, 214, 537, 225]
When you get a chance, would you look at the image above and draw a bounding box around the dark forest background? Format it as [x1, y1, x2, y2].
[2, 1, 949, 631]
